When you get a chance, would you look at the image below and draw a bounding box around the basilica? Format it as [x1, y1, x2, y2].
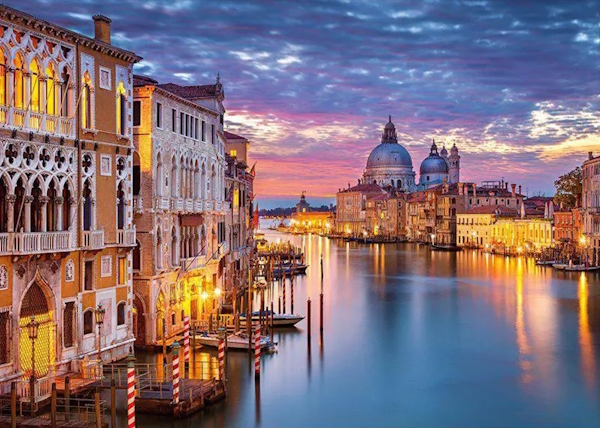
[363, 116, 461, 191]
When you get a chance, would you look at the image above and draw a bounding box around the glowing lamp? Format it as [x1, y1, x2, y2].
[580, 236, 586, 246]
[201, 290, 208, 300]
[27, 316, 39, 341]
[95, 303, 106, 326]
[215, 287, 222, 297]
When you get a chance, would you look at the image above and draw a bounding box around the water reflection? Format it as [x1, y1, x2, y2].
[135, 229, 600, 428]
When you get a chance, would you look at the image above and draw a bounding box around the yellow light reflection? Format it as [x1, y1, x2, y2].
[578, 273, 596, 391]
[515, 259, 533, 385]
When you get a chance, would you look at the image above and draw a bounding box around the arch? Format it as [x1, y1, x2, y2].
[116, 180, 125, 229]
[83, 309, 94, 335]
[133, 293, 145, 346]
[30, 177, 43, 232]
[170, 156, 177, 198]
[29, 57, 41, 113]
[210, 164, 216, 199]
[0, 176, 7, 233]
[82, 178, 93, 231]
[156, 290, 165, 340]
[60, 66, 72, 117]
[171, 226, 178, 267]
[13, 52, 25, 111]
[116, 301, 126, 326]
[133, 151, 141, 196]
[45, 62, 57, 115]
[81, 71, 92, 129]
[0, 48, 6, 106]
[18, 275, 55, 377]
[155, 152, 163, 197]
[132, 239, 141, 271]
[116, 81, 127, 135]
[200, 163, 207, 199]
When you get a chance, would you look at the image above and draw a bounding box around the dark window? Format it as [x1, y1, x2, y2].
[83, 310, 93, 334]
[133, 165, 140, 195]
[156, 102, 162, 128]
[84, 260, 93, 291]
[181, 310, 185, 322]
[63, 302, 75, 348]
[211, 124, 215, 144]
[0, 312, 9, 364]
[133, 101, 141, 126]
[202, 121, 206, 141]
[133, 240, 141, 271]
[180, 112, 184, 135]
[117, 302, 126, 326]
[171, 312, 176, 326]
[194, 118, 199, 139]
[172, 108, 176, 132]
[119, 94, 127, 134]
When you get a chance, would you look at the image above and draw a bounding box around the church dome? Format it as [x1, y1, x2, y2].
[420, 140, 448, 175]
[366, 116, 413, 169]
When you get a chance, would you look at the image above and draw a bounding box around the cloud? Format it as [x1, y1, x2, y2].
[12, 0, 599, 203]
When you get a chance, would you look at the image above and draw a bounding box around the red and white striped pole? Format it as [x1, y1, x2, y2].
[183, 316, 190, 365]
[126, 352, 136, 428]
[172, 342, 180, 404]
[254, 323, 261, 378]
[218, 327, 226, 381]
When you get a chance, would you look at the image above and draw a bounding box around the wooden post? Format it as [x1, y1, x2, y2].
[320, 292, 324, 332]
[10, 381, 16, 428]
[65, 375, 70, 417]
[183, 316, 190, 378]
[127, 352, 136, 428]
[278, 296, 281, 315]
[307, 298, 311, 338]
[162, 316, 167, 367]
[51, 382, 57, 428]
[291, 275, 294, 314]
[218, 327, 226, 382]
[111, 379, 116, 428]
[270, 301, 274, 342]
[247, 264, 252, 351]
[254, 323, 261, 378]
[172, 342, 180, 404]
[95, 390, 101, 428]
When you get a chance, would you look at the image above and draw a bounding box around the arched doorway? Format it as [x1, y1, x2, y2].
[19, 281, 54, 377]
[156, 291, 165, 341]
[133, 294, 145, 346]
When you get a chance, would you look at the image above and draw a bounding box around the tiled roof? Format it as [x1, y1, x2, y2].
[224, 131, 246, 140]
[340, 183, 383, 193]
[407, 194, 426, 203]
[133, 74, 158, 87]
[156, 82, 222, 99]
[464, 205, 518, 215]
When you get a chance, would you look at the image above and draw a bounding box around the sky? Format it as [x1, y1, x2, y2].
[14, 0, 600, 209]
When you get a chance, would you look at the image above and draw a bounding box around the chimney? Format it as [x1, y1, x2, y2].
[518, 185, 522, 195]
[93, 15, 112, 44]
[505, 182, 508, 190]
[589, 152, 594, 160]
[472, 183, 476, 198]
[458, 183, 463, 195]
[511, 184, 516, 197]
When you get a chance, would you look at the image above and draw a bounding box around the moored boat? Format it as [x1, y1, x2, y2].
[193, 332, 272, 350]
[431, 244, 461, 252]
[240, 311, 305, 327]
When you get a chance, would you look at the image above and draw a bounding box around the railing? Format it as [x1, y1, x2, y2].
[216, 201, 222, 212]
[82, 229, 104, 249]
[14, 375, 55, 403]
[1, 231, 72, 254]
[180, 255, 207, 271]
[194, 200, 203, 211]
[205, 200, 214, 211]
[2, 108, 74, 136]
[171, 198, 184, 212]
[185, 198, 194, 212]
[155, 197, 170, 210]
[133, 195, 143, 212]
[117, 227, 136, 246]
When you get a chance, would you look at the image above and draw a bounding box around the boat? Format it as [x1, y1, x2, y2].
[563, 264, 600, 272]
[431, 244, 461, 252]
[193, 332, 273, 350]
[239, 311, 305, 327]
[270, 264, 308, 277]
[552, 263, 568, 271]
[535, 259, 557, 266]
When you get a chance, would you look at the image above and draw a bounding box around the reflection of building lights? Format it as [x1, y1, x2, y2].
[201, 291, 208, 300]
[517, 246, 523, 253]
[363, 230, 367, 237]
[580, 236, 586, 246]
[214, 287, 222, 297]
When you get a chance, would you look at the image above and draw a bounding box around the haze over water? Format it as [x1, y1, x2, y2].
[137, 223, 600, 428]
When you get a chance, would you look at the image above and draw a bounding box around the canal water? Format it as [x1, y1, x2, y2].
[131, 227, 600, 428]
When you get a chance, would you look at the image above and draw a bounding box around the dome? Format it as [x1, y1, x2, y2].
[420, 155, 448, 175]
[440, 146, 448, 157]
[367, 143, 413, 168]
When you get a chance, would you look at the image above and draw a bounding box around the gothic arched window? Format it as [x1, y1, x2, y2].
[82, 71, 92, 129]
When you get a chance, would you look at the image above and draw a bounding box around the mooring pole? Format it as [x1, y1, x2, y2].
[10, 381, 16, 428]
[307, 298, 312, 339]
[111, 378, 116, 428]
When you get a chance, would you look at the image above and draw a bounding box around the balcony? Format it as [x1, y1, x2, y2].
[171, 198, 184, 212]
[154, 197, 170, 211]
[185, 199, 194, 212]
[0, 231, 73, 255]
[117, 227, 136, 246]
[205, 200, 214, 211]
[215, 201, 223, 212]
[194, 200, 203, 211]
[133, 196, 143, 213]
[180, 255, 207, 271]
[2, 108, 74, 137]
[82, 230, 105, 250]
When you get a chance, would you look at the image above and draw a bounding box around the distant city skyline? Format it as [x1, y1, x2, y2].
[13, 0, 599, 206]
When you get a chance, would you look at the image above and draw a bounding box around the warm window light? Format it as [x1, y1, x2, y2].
[201, 290, 208, 300]
[230, 149, 237, 157]
[580, 236, 586, 246]
[215, 287, 222, 297]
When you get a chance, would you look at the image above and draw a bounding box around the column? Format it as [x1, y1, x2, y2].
[23, 72, 31, 127]
[23, 196, 33, 232]
[6, 68, 14, 125]
[55, 197, 64, 231]
[6, 195, 15, 233]
[39, 196, 49, 232]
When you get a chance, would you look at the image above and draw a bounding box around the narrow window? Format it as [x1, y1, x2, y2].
[0, 50, 6, 106]
[132, 100, 141, 127]
[63, 302, 75, 348]
[211, 124, 215, 144]
[117, 302, 126, 326]
[230, 149, 237, 157]
[172, 108, 176, 132]
[156, 102, 162, 128]
[84, 260, 93, 291]
[0, 312, 9, 364]
[194, 118, 199, 139]
[180, 112, 184, 135]
[118, 257, 127, 285]
[133, 240, 141, 271]
[202, 121, 206, 141]
[83, 310, 93, 335]
[82, 71, 92, 129]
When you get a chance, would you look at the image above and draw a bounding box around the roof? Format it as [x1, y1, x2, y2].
[407, 194, 426, 203]
[156, 82, 223, 100]
[133, 75, 158, 87]
[339, 183, 383, 194]
[462, 206, 518, 216]
[224, 131, 247, 141]
[369, 194, 389, 201]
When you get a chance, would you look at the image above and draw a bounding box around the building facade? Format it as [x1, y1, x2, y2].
[132, 75, 227, 347]
[0, 7, 140, 384]
[582, 152, 600, 264]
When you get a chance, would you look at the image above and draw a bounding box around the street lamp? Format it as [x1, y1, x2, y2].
[26, 316, 39, 416]
[95, 303, 106, 375]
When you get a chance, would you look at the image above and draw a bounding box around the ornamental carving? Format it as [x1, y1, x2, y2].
[65, 259, 74, 282]
[0, 266, 7, 290]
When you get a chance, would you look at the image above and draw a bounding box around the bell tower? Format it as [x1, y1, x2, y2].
[449, 143, 460, 184]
